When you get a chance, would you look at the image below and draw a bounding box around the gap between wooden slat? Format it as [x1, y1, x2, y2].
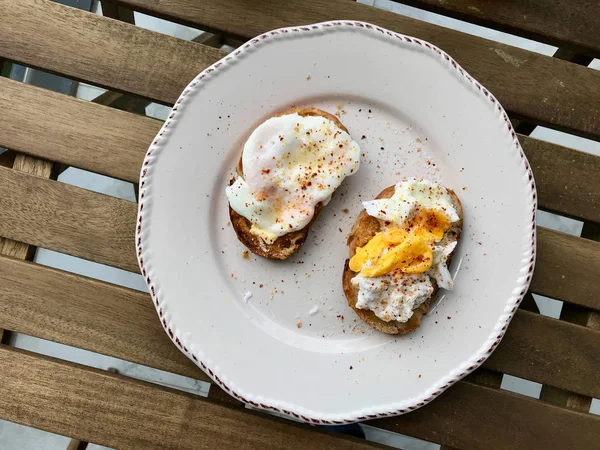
[66, 440, 88, 450]
[100, 0, 135, 24]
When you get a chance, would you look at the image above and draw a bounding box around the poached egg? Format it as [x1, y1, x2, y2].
[226, 112, 361, 244]
[350, 179, 460, 322]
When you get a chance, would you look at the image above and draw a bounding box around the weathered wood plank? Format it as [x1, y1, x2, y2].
[0, 346, 384, 450]
[106, 0, 600, 139]
[539, 222, 600, 412]
[0, 255, 204, 381]
[1, 255, 599, 399]
[1, 77, 599, 222]
[0, 0, 226, 104]
[0, 150, 57, 344]
[2, 345, 599, 449]
[531, 228, 600, 310]
[0, 166, 138, 272]
[484, 309, 600, 398]
[370, 377, 600, 449]
[0, 77, 160, 182]
[390, 0, 600, 57]
[521, 135, 600, 223]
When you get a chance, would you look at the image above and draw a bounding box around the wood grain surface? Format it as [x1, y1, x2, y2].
[483, 309, 600, 398]
[1, 77, 599, 222]
[0, 166, 138, 272]
[390, 0, 600, 57]
[531, 228, 600, 309]
[521, 135, 600, 223]
[371, 377, 600, 450]
[1, 255, 599, 399]
[0, 0, 226, 104]
[0, 255, 203, 381]
[1, 345, 598, 450]
[0, 346, 386, 450]
[0, 77, 160, 182]
[106, 0, 600, 139]
[0, 150, 56, 343]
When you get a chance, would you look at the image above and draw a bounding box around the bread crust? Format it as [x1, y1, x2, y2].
[343, 185, 463, 334]
[229, 107, 350, 260]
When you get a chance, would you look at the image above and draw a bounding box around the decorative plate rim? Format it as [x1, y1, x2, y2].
[136, 20, 537, 424]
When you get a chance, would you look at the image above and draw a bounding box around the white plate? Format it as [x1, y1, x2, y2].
[137, 21, 536, 424]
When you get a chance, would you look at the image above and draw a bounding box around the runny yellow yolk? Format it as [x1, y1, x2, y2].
[349, 209, 452, 278]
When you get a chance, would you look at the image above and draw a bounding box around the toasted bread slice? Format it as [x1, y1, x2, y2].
[343, 185, 463, 334]
[229, 107, 351, 260]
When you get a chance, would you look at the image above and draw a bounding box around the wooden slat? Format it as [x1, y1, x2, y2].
[0, 166, 138, 272]
[1, 254, 599, 400]
[2, 78, 599, 223]
[440, 365, 502, 450]
[0, 346, 384, 450]
[2, 347, 599, 450]
[372, 378, 600, 450]
[390, 0, 600, 57]
[531, 228, 600, 310]
[539, 223, 600, 412]
[483, 309, 600, 398]
[0, 347, 600, 449]
[2, 166, 598, 305]
[521, 135, 600, 223]
[0, 255, 205, 382]
[0, 77, 159, 182]
[0, 0, 226, 104]
[0, 148, 57, 344]
[106, 0, 600, 139]
[1, 1, 600, 139]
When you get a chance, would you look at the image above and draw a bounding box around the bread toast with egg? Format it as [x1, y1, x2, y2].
[343, 185, 463, 334]
[229, 107, 352, 260]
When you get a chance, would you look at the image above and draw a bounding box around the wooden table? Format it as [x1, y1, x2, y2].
[1, 1, 599, 449]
